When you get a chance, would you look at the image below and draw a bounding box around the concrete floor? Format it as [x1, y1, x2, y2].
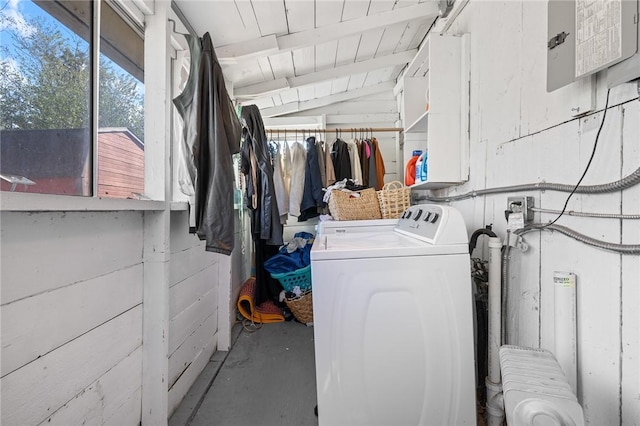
[170, 320, 318, 426]
[169, 320, 485, 426]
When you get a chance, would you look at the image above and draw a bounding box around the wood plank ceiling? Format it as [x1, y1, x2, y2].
[173, 0, 439, 118]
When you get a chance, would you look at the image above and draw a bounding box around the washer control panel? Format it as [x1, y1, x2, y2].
[394, 204, 468, 245]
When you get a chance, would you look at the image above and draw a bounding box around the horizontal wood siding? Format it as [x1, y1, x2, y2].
[0, 211, 144, 304]
[38, 347, 143, 425]
[0, 211, 144, 425]
[167, 210, 220, 415]
[1, 307, 143, 425]
[97, 131, 145, 198]
[1, 263, 143, 376]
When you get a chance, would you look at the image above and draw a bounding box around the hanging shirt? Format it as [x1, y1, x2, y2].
[281, 139, 291, 195]
[358, 139, 370, 187]
[315, 141, 326, 188]
[272, 143, 289, 225]
[347, 138, 363, 185]
[324, 140, 336, 187]
[288, 141, 307, 216]
[173, 34, 201, 197]
[173, 35, 202, 231]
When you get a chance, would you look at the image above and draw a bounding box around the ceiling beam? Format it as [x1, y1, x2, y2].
[216, 2, 440, 60]
[258, 81, 395, 118]
[235, 78, 290, 98]
[235, 50, 416, 98]
[326, 113, 400, 125]
[263, 116, 324, 128]
[258, 102, 300, 118]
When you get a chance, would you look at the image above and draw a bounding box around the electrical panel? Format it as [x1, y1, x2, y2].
[547, 0, 639, 92]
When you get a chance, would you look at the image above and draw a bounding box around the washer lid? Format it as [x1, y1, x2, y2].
[317, 218, 399, 235]
[310, 231, 468, 261]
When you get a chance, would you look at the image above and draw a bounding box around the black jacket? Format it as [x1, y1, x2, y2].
[194, 33, 241, 255]
[299, 136, 325, 221]
[240, 105, 283, 246]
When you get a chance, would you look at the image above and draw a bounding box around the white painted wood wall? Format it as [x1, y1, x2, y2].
[0, 207, 248, 425]
[411, 1, 639, 424]
[1, 211, 145, 425]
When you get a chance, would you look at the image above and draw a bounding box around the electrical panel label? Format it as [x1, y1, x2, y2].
[575, 0, 622, 78]
[553, 271, 577, 288]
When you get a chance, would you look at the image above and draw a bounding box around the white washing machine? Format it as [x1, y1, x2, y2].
[316, 218, 399, 236]
[311, 204, 477, 426]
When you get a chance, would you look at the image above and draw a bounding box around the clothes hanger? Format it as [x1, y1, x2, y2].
[168, 19, 190, 36]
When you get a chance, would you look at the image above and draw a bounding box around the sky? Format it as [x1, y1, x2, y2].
[0, 0, 143, 91]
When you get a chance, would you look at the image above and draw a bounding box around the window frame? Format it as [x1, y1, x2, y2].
[0, 0, 169, 212]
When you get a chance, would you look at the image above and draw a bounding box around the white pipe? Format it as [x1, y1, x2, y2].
[487, 237, 503, 386]
[486, 391, 504, 426]
[554, 271, 578, 393]
[486, 237, 504, 425]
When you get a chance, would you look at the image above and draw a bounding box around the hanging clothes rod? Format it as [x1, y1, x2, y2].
[265, 127, 403, 134]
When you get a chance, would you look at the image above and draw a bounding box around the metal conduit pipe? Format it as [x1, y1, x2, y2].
[500, 224, 640, 345]
[414, 166, 640, 203]
[531, 207, 640, 219]
[527, 224, 640, 254]
[501, 232, 512, 346]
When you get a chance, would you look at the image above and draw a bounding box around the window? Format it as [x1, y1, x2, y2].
[97, 1, 144, 198]
[0, 0, 144, 198]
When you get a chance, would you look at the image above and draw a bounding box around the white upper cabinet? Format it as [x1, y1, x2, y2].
[402, 33, 470, 189]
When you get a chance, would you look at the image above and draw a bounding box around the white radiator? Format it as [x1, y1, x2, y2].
[499, 345, 585, 426]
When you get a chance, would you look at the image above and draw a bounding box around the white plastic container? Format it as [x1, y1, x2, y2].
[415, 152, 427, 182]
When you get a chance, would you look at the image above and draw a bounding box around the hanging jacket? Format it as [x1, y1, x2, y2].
[372, 137, 386, 190]
[299, 136, 325, 221]
[193, 32, 241, 255]
[331, 138, 352, 182]
[240, 104, 283, 246]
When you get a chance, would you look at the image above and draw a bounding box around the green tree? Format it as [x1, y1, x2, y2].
[0, 14, 144, 140]
[99, 60, 144, 139]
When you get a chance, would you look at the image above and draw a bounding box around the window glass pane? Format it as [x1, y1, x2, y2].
[0, 0, 92, 196]
[97, 0, 144, 199]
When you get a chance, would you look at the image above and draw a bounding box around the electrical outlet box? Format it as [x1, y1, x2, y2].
[507, 196, 534, 223]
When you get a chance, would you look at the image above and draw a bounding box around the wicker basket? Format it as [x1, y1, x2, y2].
[328, 188, 382, 221]
[377, 181, 411, 219]
[285, 291, 313, 324]
[271, 265, 312, 292]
